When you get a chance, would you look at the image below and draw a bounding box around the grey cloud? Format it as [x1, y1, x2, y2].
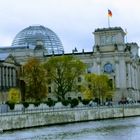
[0, 0, 140, 52]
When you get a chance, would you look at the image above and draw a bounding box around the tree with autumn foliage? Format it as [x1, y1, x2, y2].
[85, 74, 113, 104]
[22, 57, 47, 101]
[43, 55, 85, 100]
[8, 88, 21, 103]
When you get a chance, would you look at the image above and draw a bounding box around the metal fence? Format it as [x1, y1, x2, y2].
[0, 103, 140, 116]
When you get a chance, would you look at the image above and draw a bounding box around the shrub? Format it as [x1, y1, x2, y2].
[61, 100, 69, 106]
[70, 98, 79, 108]
[46, 100, 55, 107]
[6, 101, 15, 110]
[22, 102, 29, 108]
[8, 88, 21, 103]
[34, 102, 40, 107]
[82, 99, 91, 105]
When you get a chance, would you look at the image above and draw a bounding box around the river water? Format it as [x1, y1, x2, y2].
[0, 117, 140, 140]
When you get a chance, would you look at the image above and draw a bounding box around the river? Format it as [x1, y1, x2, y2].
[0, 117, 140, 140]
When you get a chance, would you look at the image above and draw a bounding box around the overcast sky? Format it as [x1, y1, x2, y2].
[0, 0, 140, 53]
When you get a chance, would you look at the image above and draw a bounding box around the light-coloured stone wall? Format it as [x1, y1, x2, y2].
[0, 106, 140, 131]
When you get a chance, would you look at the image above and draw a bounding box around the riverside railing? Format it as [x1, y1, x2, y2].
[0, 103, 140, 116]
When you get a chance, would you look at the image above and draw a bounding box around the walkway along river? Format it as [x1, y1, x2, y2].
[0, 116, 140, 140]
[0, 104, 140, 131]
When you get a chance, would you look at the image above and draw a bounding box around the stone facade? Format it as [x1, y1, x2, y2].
[0, 26, 140, 102]
[0, 54, 20, 103]
[92, 27, 140, 101]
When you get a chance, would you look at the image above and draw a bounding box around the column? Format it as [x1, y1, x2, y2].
[97, 63, 101, 74]
[135, 68, 138, 90]
[2, 67, 5, 88]
[133, 67, 136, 90]
[0, 67, 1, 87]
[135, 67, 139, 99]
[13, 68, 16, 87]
[131, 65, 135, 89]
[9, 68, 12, 87]
[134, 68, 136, 90]
[96, 57, 101, 74]
[138, 67, 140, 100]
[115, 62, 120, 88]
[93, 61, 97, 73]
[6, 67, 8, 87]
[127, 62, 131, 88]
[138, 67, 140, 90]
[119, 60, 126, 88]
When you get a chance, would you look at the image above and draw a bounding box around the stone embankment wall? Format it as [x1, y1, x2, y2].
[0, 106, 140, 131]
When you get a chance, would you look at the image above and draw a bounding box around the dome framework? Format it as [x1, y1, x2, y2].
[12, 25, 64, 54]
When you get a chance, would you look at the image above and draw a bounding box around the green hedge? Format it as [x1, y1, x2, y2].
[6, 101, 15, 110]
[22, 102, 29, 108]
[33, 102, 40, 107]
[46, 100, 55, 107]
[61, 100, 70, 106]
[70, 98, 79, 108]
[82, 99, 91, 105]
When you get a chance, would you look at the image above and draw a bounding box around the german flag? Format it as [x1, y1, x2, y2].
[108, 9, 112, 17]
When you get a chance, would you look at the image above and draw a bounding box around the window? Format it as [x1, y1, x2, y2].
[87, 66, 92, 73]
[111, 36, 116, 43]
[106, 36, 111, 44]
[78, 77, 82, 82]
[100, 36, 106, 45]
[78, 96, 82, 101]
[88, 84, 91, 89]
[48, 87, 51, 93]
[87, 69, 91, 73]
[108, 79, 113, 89]
[101, 35, 116, 45]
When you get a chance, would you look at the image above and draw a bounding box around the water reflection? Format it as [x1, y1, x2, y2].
[0, 117, 140, 140]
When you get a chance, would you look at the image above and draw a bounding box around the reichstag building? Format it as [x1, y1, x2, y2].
[0, 25, 140, 102]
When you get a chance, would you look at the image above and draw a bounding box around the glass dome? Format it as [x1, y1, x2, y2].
[11, 25, 64, 54]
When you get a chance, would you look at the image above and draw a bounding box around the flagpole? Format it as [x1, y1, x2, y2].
[108, 9, 112, 28]
[108, 16, 110, 28]
[125, 29, 127, 43]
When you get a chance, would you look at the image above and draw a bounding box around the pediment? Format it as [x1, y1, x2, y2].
[5, 54, 16, 64]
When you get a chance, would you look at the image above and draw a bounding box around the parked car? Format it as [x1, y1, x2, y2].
[118, 97, 128, 104]
[106, 101, 113, 106]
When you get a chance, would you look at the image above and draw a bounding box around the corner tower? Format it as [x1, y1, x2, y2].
[93, 27, 126, 52]
[92, 27, 140, 101]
